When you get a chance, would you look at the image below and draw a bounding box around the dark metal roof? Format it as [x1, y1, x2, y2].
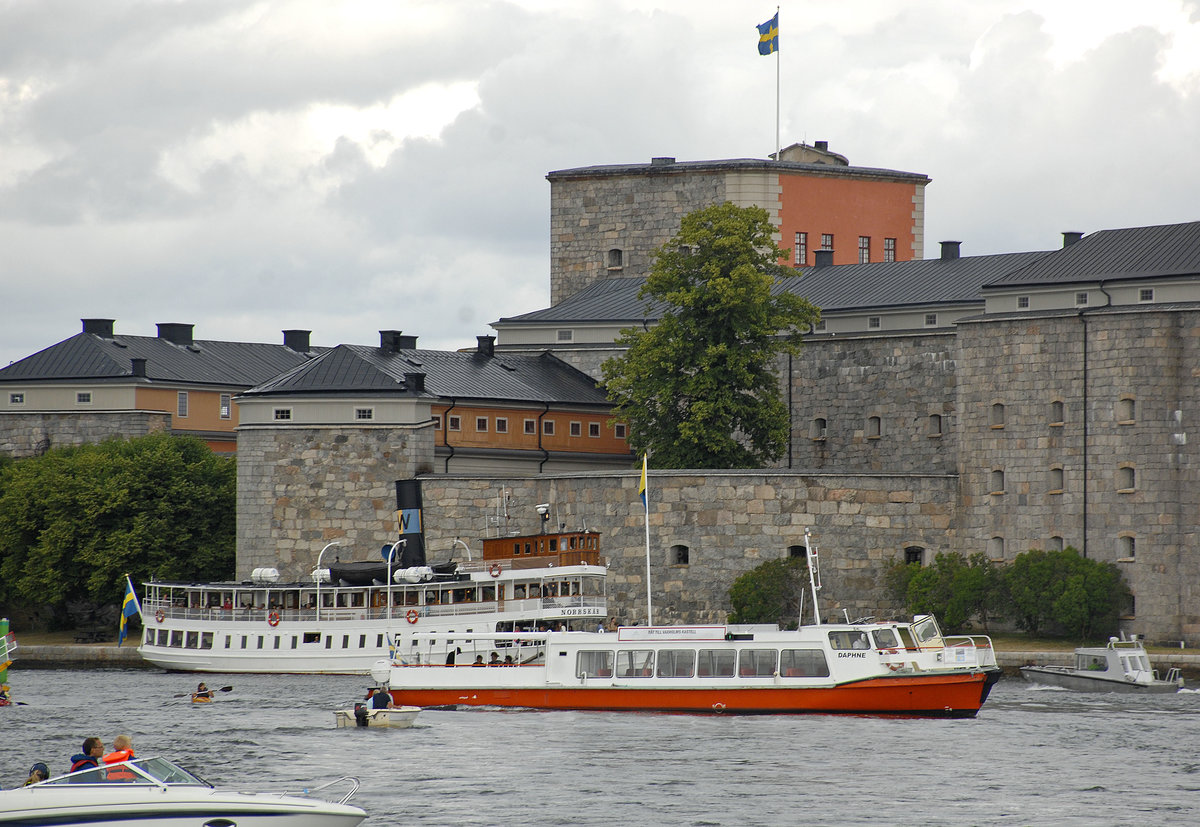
[0, 332, 320, 386]
[547, 157, 930, 184]
[242, 346, 609, 406]
[496, 279, 663, 325]
[984, 221, 1200, 288]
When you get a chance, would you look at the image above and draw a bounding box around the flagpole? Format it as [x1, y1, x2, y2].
[775, 5, 780, 161]
[642, 454, 652, 627]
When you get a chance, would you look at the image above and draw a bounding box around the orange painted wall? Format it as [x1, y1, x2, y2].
[433, 404, 629, 456]
[777, 174, 920, 266]
[136, 387, 237, 432]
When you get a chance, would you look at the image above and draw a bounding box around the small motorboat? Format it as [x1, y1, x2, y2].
[334, 704, 421, 728]
[1021, 635, 1184, 693]
[0, 756, 366, 826]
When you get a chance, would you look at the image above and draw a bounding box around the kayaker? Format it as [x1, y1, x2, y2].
[69, 737, 104, 773]
[192, 682, 214, 701]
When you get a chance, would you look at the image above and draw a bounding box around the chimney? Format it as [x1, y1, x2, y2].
[404, 372, 426, 393]
[1062, 231, 1084, 247]
[940, 241, 962, 260]
[476, 335, 495, 358]
[815, 140, 829, 152]
[82, 318, 115, 338]
[397, 334, 417, 349]
[130, 358, 147, 377]
[814, 249, 834, 268]
[380, 330, 403, 353]
[283, 329, 311, 352]
[650, 156, 675, 166]
[157, 323, 194, 346]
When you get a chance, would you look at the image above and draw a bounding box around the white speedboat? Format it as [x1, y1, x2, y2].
[333, 704, 421, 728]
[0, 757, 366, 827]
[137, 480, 608, 674]
[1020, 635, 1184, 693]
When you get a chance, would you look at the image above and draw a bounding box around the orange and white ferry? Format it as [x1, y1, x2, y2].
[375, 536, 1002, 717]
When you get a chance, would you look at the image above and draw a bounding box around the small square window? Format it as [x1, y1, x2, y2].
[1139, 288, 1154, 303]
[273, 408, 292, 421]
[924, 313, 937, 327]
[496, 417, 508, 434]
[867, 317, 881, 329]
[557, 329, 574, 342]
[524, 419, 536, 434]
[220, 393, 232, 419]
[543, 420, 555, 436]
[9, 392, 24, 405]
[77, 391, 93, 405]
[448, 416, 461, 431]
[1017, 296, 1030, 309]
[570, 421, 581, 437]
[614, 423, 627, 439]
[813, 320, 826, 332]
[355, 408, 374, 421]
[588, 422, 600, 438]
[1075, 292, 1089, 306]
[476, 417, 488, 432]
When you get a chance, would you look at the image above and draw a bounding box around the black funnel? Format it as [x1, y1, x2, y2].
[395, 479, 427, 566]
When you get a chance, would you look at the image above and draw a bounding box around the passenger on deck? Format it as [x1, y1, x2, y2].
[472, 655, 485, 667]
[70, 738, 104, 773]
[445, 647, 462, 666]
[488, 652, 501, 666]
[503, 655, 515, 666]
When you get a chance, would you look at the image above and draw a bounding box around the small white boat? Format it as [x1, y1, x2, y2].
[333, 704, 421, 728]
[1020, 635, 1184, 693]
[0, 756, 366, 827]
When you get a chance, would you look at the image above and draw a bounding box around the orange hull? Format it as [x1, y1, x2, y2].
[388, 671, 997, 718]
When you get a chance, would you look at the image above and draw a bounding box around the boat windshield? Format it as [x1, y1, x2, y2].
[45, 758, 209, 787]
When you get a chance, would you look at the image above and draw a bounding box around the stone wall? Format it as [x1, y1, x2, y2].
[0, 411, 171, 458]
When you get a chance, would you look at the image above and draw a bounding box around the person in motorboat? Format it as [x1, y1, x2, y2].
[191, 682, 214, 702]
[23, 763, 49, 786]
[102, 735, 136, 781]
[68, 738, 104, 773]
[368, 687, 393, 710]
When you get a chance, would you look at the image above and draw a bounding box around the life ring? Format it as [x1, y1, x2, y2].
[155, 610, 165, 623]
[268, 611, 280, 627]
[489, 563, 502, 578]
[406, 609, 419, 624]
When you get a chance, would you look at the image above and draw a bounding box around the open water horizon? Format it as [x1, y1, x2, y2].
[2, 668, 1199, 826]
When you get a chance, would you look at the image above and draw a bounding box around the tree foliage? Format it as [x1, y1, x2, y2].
[0, 433, 236, 614]
[601, 202, 820, 468]
[727, 556, 811, 629]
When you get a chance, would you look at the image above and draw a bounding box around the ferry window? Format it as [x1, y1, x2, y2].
[513, 584, 527, 599]
[224, 635, 231, 649]
[186, 631, 199, 649]
[697, 650, 736, 678]
[303, 632, 320, 644]
[342, 635, 350, 649]
[359, 634, 367, 648]
[656, 649, 695, 678]
[577, 650, 614, 679]
[550, 538, 558, 551]
[913, 617, 942, 644]
[170, 631, 183, 648]
[616, 649, 655, 678]
[871, 629, 899, 649]
[240, 635, 248, 650]
[738, 649, 777, 677]
[274, 636, 281, 650]
[159, 630, 170, 646]
[377, 634, 384, 648]
[325, 636, 332, 649]
[257, 636, 264, 650]
[780, 649, 830, 678]
[827, 631, 869, 650]
[291, 637, 298, 649]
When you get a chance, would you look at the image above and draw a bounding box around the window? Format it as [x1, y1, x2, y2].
[883, 238, 896, 262]
[697, 649, 736, 678]
[671, 544, 689, 565]
[588, 422, 600, 438]
[1049, 536, 1064, 552]
[8, 392, 23, 405]
[656, 649, 696, 678]
[867, 416, 882, 438]
[476, 417, 488, 432]
[820, 233, 834, 251]
[495, 417, 508, 434]
[448, 415, 461, 431]
[858, 236, 870, 263]
[1139, 288, 1154, 303]
[1075, 292, 1089, 306]
[557, 329, 574, 342]
[614, 423, 627, 439]
[1050, 400, 1064, 425]
[220, 393, 232, 419]
[928, 414, 943, 437]
[812, 320, 826, 332]
[607, 249, 624, 270]
[990, 469, 1005, 494]
[433, 414, 442, 430]
[788, 545, 808, 559]
[989, 403, 1005, 428]
[810, 417, 827, 440]
[1117, 465, 1136, 491]
[576, 650, 614, 679]
[355, 408, 374, 421]
[175, 391, 188, 418]
[1118, 535, 1135, 559]
[1049, 467, 1064, 492]
[273, 408, 292, 421]
[76, 391, 92, 405]
[988, 537, 1004, 558]
[1116, 397, 1135, 423]
[616, 649, 655, 678]
[904, 546, 924, 566]
[543, 420, 555, 436]
[781, 649, 830, 677]
[569, 421, 582, 437]
[924, 313, 938, 327]
[868, 316, 881, 329]
[794, 232, 808, 266]
[738, 649, 778, 677]
[524, 419, 536, 435]
[1017, 296, 1030, 309]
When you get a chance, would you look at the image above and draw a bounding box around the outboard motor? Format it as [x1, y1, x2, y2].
[353, 703, 369, 727]
[396, 479, 427, 567]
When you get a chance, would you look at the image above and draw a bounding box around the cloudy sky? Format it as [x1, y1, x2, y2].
[2, 0, 1198, 366]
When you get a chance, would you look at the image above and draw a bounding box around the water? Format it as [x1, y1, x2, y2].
[3, 669, 1199, 825]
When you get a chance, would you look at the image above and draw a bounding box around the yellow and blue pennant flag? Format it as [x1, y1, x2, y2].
[638, 454, 648, 510]
[757, 12, 779, 55]
[117, 575, 141, 647]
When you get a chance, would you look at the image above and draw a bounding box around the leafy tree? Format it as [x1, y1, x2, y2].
[0, 433, 235, 618]
[1004, 547, 1127, 640]
[887, 552, 1007, 633]
[727, 556, 811, 629]
[602, 202, 820, 468]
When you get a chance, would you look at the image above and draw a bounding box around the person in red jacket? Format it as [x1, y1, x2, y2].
[102, 735, 136, 781]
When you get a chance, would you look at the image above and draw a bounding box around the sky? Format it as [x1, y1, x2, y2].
[2, 0, 1198, 367]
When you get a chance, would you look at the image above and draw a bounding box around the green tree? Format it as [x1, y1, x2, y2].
[728, 556, 811, 629]
[0, 433, 235, 616]
[1005, 547, 1127, 639]
[601, 202, 820, 468]
[887, 552, 1008, 633]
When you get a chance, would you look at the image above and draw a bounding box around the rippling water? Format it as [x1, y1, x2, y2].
[3, 668, 1199, 825]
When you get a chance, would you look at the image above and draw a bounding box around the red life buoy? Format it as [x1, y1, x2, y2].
[406, 609, 419, 624]
[489, 563, 502, 578]
[268, 611, 280, 627]
[155, 610, 165, 623]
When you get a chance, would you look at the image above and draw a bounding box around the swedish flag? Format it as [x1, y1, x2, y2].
[757, 13, 778, 55]
[117, 575, 141, 647]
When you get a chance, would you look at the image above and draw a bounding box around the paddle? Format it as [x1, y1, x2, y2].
[173, 685, 233, 699]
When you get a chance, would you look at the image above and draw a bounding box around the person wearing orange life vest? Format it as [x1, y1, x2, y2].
[102, 734, 136, 781]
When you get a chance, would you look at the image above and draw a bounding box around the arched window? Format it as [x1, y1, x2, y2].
[810, 418, 827, 440]
[927, 414, 943, 437]
[1117, 465, 1136, 491]
[989, 403, 1005, 428]
[990, 469, 1005, 494]
[1049, 466, 1064, 492]
[1049, 400, 1065, 425]
[904, 546, 924, 566]
[987, 536, 1004, 559]
[1049, 536, 1064, 551]
[670, 544, 690, 565]
[867, 416, 882, 438]
[1116, 396, 1135, 423]
[787, 545, 808, 559]
[1118, 535, 1135, 559]
[607, 249, 624, 270]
